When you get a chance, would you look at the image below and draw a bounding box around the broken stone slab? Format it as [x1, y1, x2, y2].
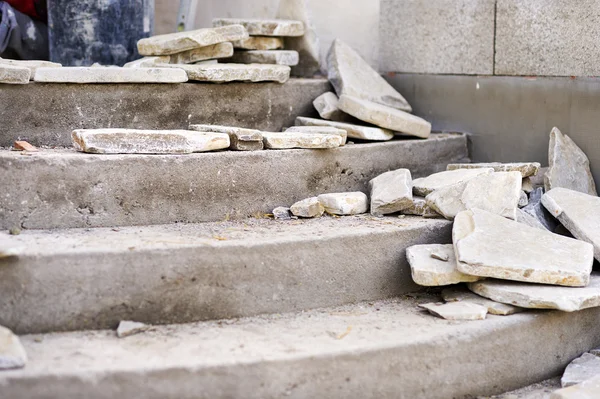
[522, 187, 558, 231]
[515, 208, 548, 231]
[116, 321, 150, 338]
[0, 58, 61, 79]
[170, 63, 290, 83]
[546, 127, 598, 196]
[519, 191, 529, 207]
[168, 42, 234, 65]
[369, 169, 413, 216]
[0, 64, 31, 84]
[123, 56, 170, 68]
[212, 18, 305, 37]
[317, 192, 368, 215]
[262, 132, 342, 149]
[290, 197, 324, 218]
[327, 39, 412, 112]
[285, 126, 347, 145]
[419, 302, 487, 321]
[441, 287, 524, 316]
[72, 129, 230, 155]
[551, 375, 600, 399]
[232, 36, 284, 50]
[273, 207, 292, 220]
[229, 50, 299, 66]
[295, 116, 394, 141]
[189, 124, 264, 151]
[338, 95, 431, 139]
[455, 209, 594, 287]
[401, 197, 441, 218]
[0, 325, 27, 370]
[413, 168, 495, 197]
[313, 92, 346, 121]
[447, 162, 541, 178]
[34, 67, 188, 83]
[406, 244, 481, 287]
[138, 25, 248, 56]
[561, 353, 600, 388]
[543, 188, 600, 261]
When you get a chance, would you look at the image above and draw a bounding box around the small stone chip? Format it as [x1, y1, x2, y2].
[14, 141, 38, 152]
[116, 321, 149, 338]
[273, 207, 292, 220]
[290, 197, 324, 218]
[419, 302, 488, 321]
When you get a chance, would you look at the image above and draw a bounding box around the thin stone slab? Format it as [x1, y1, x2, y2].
[262, 132, 342, 149]
[229, 50, 299, 66]
[117, 321, 149, 338]
[189, 124, 263, 151]
[317, 192, 368, 216]
[441, 287, 523, 316]
[413, 168, 494, 197]
[285, 126, 347, 145]
[212, 18, 305, 37]
[447, 162, 541, 178]
[172, 64, 290, 83]
[419, 302, 487, 321]
[401, 197, 441, 218]
[455, 209, 594, 287]
[551, 375, 600, 399]
[295, 116, 394, 141]
[327, 39, 412, 112]
[545, 127, 598, 196]
[290, 197, 324, 218]
[369, 169, 413, 216]
[313, 92, 345, 121]
[0, 58, 61, 79]
[34, 67, 188, 84]
[232, 37, 284, 50]
[138, 25, 248, 56]
[168, 42, 234, 65]
[338, 95, 431, 139]
[561, 353, 600, 388]
[123, 56, 170, 68]
[523, 188, 558, 231]
[543, 188, 600, 261]
[0, 325, 27, 370]
[407, 244, 481, 287]
[0, 64, 30, 84]
[72, 129, 230, 155]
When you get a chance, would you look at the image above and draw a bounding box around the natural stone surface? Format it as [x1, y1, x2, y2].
[212, 18, 305, 37]
[317, 192, 368, 216]
[272, 207, 292, 220]
[138, 25, 248, 56]
[338, 95, 431, 139]
[0, 58, 61, 79]
[561, 353, 600, 388]
[72, 129, 230, 155]
[455, 209, 594, 287]
[290, 197, 324, 218]
[117, 321, 149, 338]
[402, 197, 441, 218]
[123, 56, 170, 68]
[0, 65, 31, 84]
[295, 116, 394, 141]
[34, 67, 188, 84]
[413, 168, 494, 197]
[189, 124, 264, 151]
[327, 39, 412, 112]
[0, 325, 27, 370]
[546, 127, 597, 196]
[543, 188, 600, 261]
[522, 177, 534, 193]
[515, 208, 548, 231]
[313, 92, 345, 121]
[232, 36, 284, 50]
[522, 187, 558, 231]
[369, 169, 413, 216]
[551, 375, 600, 399]
[407, 244, 481, 287]
[229, 50, 299, 66]
[419, 302, 487, 321]
[447, 162, 541, 178]
[168, 42, 234, 64]
[262, 132, 342, 149]
[519, 191, 529, 208]
[441, 287, 523, 316]
[172, 63, 290, 83]
[285, 126, 347, 145]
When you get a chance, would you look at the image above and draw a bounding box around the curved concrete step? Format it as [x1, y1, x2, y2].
[0, 215, 451, 334]
[3, 296, 600, 399]
[0, 133, 468, 230]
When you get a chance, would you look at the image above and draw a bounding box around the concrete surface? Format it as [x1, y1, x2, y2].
[0, 79, 330, 148]
[481, 377, 561, 398]
[2, 296, 600, 399]
[0, 133, 468, 230]
[379, 0, 495, 75]
[0, 216, 451, 334]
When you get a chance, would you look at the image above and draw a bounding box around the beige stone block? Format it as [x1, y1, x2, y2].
[262, 132, 342, 149]
[0, 64, 30, 84]
[168, 42, 234, 64]
[172, 63, 290, 83]
[401, 196, 441, 218]
[189, 124, 263, 151]
[317, 192, 368, 215]
[369, 169, 413, 216]
[229, 50, 299, 66]
[212, 18, 305, 37]
[290, 197, 324, 218]
[0, 58, 61, 79]
[232, 37, 284, 50]
[447, 162, 541, 178]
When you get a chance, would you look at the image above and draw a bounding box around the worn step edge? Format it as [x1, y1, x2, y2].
[0, 215, 452, 334]
[2, 296, 600, 399]
[0, 133, 469, 230]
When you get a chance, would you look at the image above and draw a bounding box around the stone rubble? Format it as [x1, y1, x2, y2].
[550, 375, 600, 399]
[34, 67, 188, 84]
[419, 302, 488, 321]
[285, 126, 347, 145]
[313, 92, 346, 121]
[0, 58, 61, 79]
[0, 64, 31, 84]
[171, 63, 290, 83]
[561, 353, 600, 388]
[413, 168, 494, 197]
[295, 116, 394, 141]
[0, 325, 27, 370]
[189, 124, 264, 151]
[290, 197, 324, 218]
[168, 42, 234, 65]
[447, 162, 541, 178]
[273, 207, 292, 220]
[116, 321, 150, 338]
[317, 192, 368, 215]
[232, 37, 284, 50]
[212, 18, 305, 37]
[229, 50, 299, 66]
[369, 169, 413, 216]
[406, 244, 482, 287]
[262, 132, 342, 149]
[441, 287, 524, 316]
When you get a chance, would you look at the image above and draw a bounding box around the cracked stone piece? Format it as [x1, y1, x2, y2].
[516, 208, 548, 231]
[123, 56, 170, 68]
[561, 353, 600, 388]
[212, 18, 304, 37]
[189, 124, 263, 151]
[369, 169, 413, 216]
[543, 188, 600, 261]
[546, 127, 598, 196]
[168, 42, 234, 64]
[171, 63, 290, 83]
[522, 177, 534, 193]
[72, 129, 230, 155]
[34, 67, 188, 83]
[0, 58, 61, 79]
[401, 197, 441, 218]
[229, 50, 299, 66]
[117, 321, 149, 338]
[232, 36, 284, 50]
[455, 209, 594, 287]
[290, 197, 324, 218]
[338, 95, 431, 139]
[285, 126, 347, 145]
[138, 25, 248, 56]
[419, 302, 487, 321]
[273, 207, 292, 220]
[413, 168, 494, 197]
[441, 287, 523, 316]
[522, 187, 558, 231]
[327, 39, 411, 112]
[317, 192, 368, 216]
[0, 64, 30, 84]
[262, 132, 342, 149]
[407, 244, 481, 287]
[426, 172, 522, 220]
[313, 92, 345, 121]
[447, 162, 541, 178]
[551, 375, 600, 399]
[519, 191, 529, 207]
[295, 116, 394, 141]
[0, 325, 27, 370]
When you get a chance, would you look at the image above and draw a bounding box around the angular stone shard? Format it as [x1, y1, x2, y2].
[138, 25, 248, 56]
[273, 207, 292, 220]
[117, 321, 149, 338]
[72, 129, 230, 155]
[551, 375, 600, 399]
[546, 127, 598, 196]
[419, 302, 487, 321]
[401, 196, 441, 218]
[0, 325, 27, 370]
[317, 192, 368, 216]
[34, 67, 188, 83]
[262, 132, 342, 149]
[0, 64, 31, 84]
[189, 124, 263, 151]
[290, 197, 324, 218]
[168, 42, 234, 64]
[441, 287, 523, 316]
[455, 209, 594, 287]
[338, 95, 431, 139]
[407, 244, 481, 287]
[327, 39, 412, 112]
[369, 169, 413, 216]
[212, 18, 305, 37]
[14, 140, 38, 152]
[561, 353, 600, 388]
[285, 126, 347, 145]
[229, 50, 299, 66]
[295, 116, 394, 141]
[313, 92, 345, 121]
[413, 169, 495, 197]
[468, 273, 600, 312]
[515, 208, 547, 231]
[0, 58, 61, 79]
[447, 162, 541, 178]
[522, 187, 558, 231]
[172, 63, 290, 83]
[232, 36, 284, 50]
[543, 188, 600, 261]
[123, 56, 170, 68]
